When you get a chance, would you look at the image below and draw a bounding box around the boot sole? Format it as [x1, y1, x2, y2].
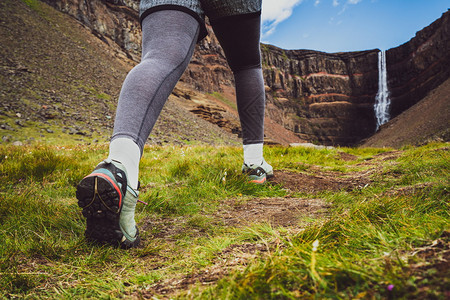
[248, 173, 274, 184]
[248, 175, 267, 184]
[76, 175, 140, 248]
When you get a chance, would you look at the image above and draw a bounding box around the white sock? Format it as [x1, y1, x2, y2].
[108, 138, 140, 190]
[243, 143, 263, 166]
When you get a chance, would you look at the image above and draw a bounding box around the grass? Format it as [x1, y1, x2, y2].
[209, 92, 238, 110]
[0, 142, 448, 298]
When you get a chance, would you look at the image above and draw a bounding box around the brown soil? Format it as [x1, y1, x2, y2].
[134, 156, 396, 298]
[139, 242, 272, 298]
[132, 150, 427, 298]
[216, 197, 331, 227]
[140, 197, 330, 243]
[136, 194, 330, 298]
[270, 167, 373, 194]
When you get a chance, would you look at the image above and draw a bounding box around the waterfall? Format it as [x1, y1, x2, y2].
[374, 50, 390, 131]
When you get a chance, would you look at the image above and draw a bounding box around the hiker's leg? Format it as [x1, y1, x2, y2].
[211, 14, 266, 165]
[76, 10, 200, 248]
[109, 10, 200, 188]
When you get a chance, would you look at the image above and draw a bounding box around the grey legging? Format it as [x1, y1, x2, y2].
[111, 10, 265, 153]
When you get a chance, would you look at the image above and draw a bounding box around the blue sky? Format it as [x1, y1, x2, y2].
[261, 0, 449, 53]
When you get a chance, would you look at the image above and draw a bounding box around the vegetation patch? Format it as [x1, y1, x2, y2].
[0, 142, 448, 298]
[209, 92, 238, 110]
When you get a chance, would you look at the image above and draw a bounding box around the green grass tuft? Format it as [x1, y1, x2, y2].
[0, 142, 448, 298]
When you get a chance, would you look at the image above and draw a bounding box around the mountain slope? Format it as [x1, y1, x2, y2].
[0, 0, 240, 146]
[2, 0, 448, 148]
[362, 77, 450, 148]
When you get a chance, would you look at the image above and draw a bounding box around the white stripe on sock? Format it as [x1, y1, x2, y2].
[108, 138, 140, 190]
[243, 143, 263, 166]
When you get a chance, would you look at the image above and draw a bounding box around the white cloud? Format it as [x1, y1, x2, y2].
[336, 0, 362, 14]
[332, 0, 339, 7]
[261, 0, 303, 37]
[314, 0, 320, 6]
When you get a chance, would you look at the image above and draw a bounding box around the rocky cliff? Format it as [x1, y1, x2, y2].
[42, 0, 450, 146]
[40, 0, 141, 61]
[386, 10, 450, 118]
[41, 0, 233, 92]
[261, 10, 450, 145]
[261, 47, 379, 145]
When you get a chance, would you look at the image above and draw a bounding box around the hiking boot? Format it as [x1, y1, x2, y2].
[242, 159, 274, 184]
[76, 159, 140, 249]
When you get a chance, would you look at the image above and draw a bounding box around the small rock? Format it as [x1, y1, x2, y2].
[68, 127, 78, 135]
[46, 129, 54, 133]
[0, 124, 15, 131]
[12, 141, 23, 146]
[41, 109, 57, 119]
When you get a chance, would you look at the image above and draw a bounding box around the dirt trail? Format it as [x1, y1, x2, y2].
[134, 150, 416, 298]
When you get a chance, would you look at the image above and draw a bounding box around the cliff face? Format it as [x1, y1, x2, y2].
[41, 0, 234, 91]
[42, 0, 450, 146]
[261, 10, 450, 145]
[261, 47, 379, 145]
[42, 0, 141, 60]
[387, 11, 450, 118]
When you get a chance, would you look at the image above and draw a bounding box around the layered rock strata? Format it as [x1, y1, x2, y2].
[261, 47, 379, 145]
[386, 10, 450, 118]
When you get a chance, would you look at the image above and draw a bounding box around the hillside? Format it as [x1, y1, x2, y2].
[39, 0, 450, 147]
[0, 0, 304, 147]
[363, 77, 450, 148]
[1, 0, 448, 148]
[0, 0, 241, 146]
